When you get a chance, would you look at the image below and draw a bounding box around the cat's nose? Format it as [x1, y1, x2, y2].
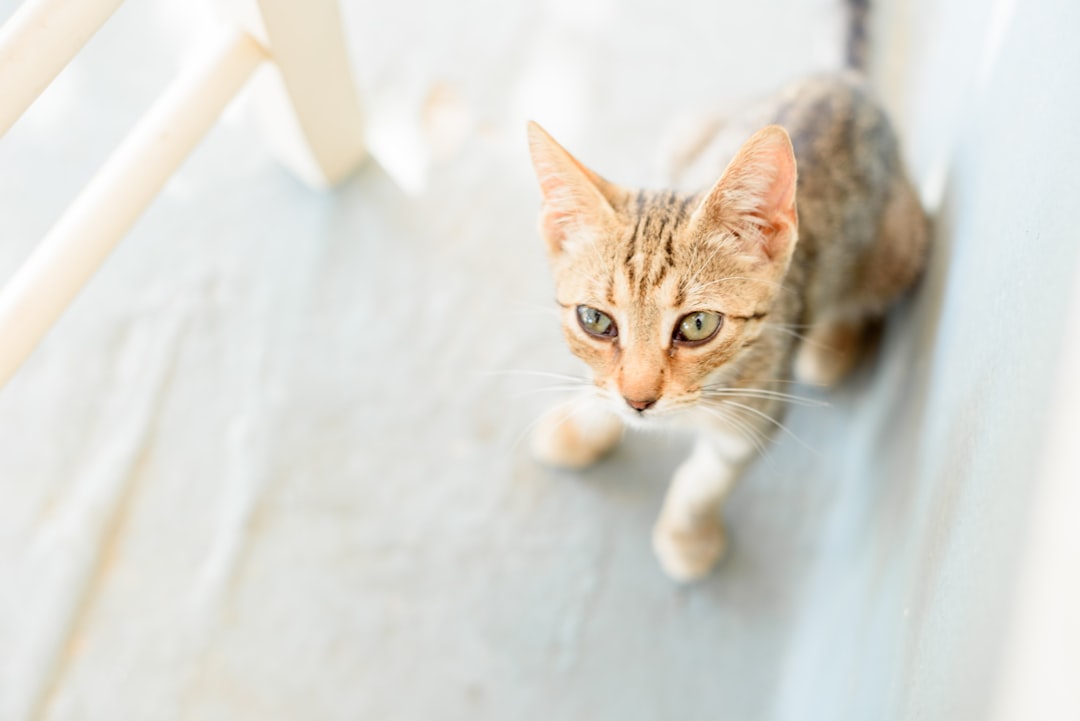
[624, 396, 658, 412]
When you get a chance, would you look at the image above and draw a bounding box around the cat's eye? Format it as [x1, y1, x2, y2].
[577, 305, 617, 339]
[674, 311, 723, 345]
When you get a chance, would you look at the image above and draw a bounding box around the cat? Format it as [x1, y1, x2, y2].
[525, 73, 927, 581]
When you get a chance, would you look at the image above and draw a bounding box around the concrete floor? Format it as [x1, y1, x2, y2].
[2, 0, 1078, 719]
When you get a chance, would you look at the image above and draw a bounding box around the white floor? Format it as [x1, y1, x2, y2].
[2, 0, 1078, 719]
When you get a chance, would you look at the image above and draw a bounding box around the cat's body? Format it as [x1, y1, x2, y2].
[527, 74, 927, 581]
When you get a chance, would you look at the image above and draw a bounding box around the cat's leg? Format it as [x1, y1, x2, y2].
[531, 397, 623, 469]
[793, 317, 866, 387]
[653, 433, 753, 581]
[795, 175, 927, 388]
[859, 173, 929, 311]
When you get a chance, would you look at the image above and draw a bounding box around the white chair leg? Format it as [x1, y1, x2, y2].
[225, 0, 367, 187]
[0, 30, 267, 388]
[0, 0, 367, 391]
[0, 0, 128, 138]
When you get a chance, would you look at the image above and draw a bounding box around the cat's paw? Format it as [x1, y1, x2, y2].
[530, 404, 623, 469]
[652, 515, 728, 582]
[793, 319, 866, 387]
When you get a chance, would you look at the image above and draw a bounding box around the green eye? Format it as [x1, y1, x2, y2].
[674, 311, 722, 344]
[577, 305, 617, 338]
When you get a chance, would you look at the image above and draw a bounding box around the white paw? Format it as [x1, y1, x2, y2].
[652, 515, 728, 582]
[530, 405, 622, 469]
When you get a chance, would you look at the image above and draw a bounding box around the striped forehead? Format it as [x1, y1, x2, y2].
[606, 189, 698, 306]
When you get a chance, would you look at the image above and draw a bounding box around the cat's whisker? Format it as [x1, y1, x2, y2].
[701, 378, 823, 392]
[700, 387, 830, 408]
[701, 381, 808, 393]
[693, 403, 774, 463]
[760, 322, 815, 329]
[761, 324, 807, 338]
[483, 369, 592, 384]
[735, 377, 829, 388]
[702, 392, 828, 409]
[698, 405, 768, 452]
[509, 392, 599, 455]
[512, 384, 596, 399]
[695, 403, 785, 476]
[761, 323, 835, 351]
[713, 399, 821, 457]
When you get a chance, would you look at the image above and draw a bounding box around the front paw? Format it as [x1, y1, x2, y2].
[652, 515, 728, 582]
[530, 404, 622, 469]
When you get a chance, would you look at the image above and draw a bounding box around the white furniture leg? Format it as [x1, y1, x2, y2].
[225, 0, 367, 187]
[0, 30, 267, 388]
[0, 0, 367, 392]
[0, 0, 127, 138]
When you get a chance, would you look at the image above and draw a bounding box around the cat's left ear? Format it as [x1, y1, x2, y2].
[527, 121, 625, 256]
[689, 125, 798, 268]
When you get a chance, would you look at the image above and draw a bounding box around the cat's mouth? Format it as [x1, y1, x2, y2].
[616, 393, 720, 428]
[612, 397, 690, 427]
[616, 406, 659, 429]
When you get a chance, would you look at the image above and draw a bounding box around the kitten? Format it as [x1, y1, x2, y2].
[526, 74, 927, 581]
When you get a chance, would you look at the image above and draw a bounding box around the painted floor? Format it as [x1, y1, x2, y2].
[3, 0, 1076, 719]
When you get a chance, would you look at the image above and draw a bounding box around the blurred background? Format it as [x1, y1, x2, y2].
[1, 0, 1078, 719]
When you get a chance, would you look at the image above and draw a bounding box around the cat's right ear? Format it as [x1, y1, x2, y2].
[688, 125, 798, 270]
[527, 122, 622, 256]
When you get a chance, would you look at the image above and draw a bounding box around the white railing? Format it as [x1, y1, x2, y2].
[0, 0, 365, 390]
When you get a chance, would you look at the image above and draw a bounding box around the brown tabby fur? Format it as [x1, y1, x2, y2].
[527, 74, 927, 580]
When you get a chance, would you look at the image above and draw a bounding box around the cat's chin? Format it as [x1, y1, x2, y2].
[613, 405, 682, 432]
[618, 406, 715, 435]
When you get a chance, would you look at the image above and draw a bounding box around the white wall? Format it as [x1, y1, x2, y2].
[773, 1, 1080, 718]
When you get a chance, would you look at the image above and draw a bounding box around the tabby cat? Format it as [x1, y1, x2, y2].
[526, 74, 927, 581]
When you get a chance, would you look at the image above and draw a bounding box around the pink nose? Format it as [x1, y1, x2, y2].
[624, 397, 658, 412]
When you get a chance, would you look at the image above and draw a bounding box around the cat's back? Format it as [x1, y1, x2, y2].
[663, 73, 926, 322]
[773, 73, 900, 253]
[771, 74, 925, 320]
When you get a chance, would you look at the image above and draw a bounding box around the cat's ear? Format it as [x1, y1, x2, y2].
[690, 125, 798, 267]
[527, 122, 624, 255]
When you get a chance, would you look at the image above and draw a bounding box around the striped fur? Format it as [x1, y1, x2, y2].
[527, 75, 927, 579]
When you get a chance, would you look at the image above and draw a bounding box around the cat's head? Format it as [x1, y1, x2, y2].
[527, 121, 798, 425]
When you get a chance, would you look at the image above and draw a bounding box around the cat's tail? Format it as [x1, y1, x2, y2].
[846, 0, 869, 72]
